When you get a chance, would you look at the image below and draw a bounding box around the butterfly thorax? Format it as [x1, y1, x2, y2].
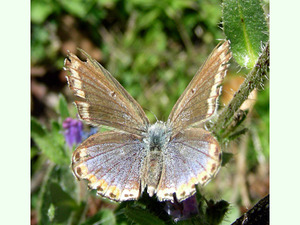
[146, 121, 171, 151]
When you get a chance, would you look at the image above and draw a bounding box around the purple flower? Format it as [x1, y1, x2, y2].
[164, 194, 199, 222]
[63, 117, 83, 148]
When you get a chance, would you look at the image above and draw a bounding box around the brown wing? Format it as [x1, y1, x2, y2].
[64, 50, 150, 136]
[167, 41, 232, 135]
[72, 131, 147, 201]
[156, 128, 221, 202]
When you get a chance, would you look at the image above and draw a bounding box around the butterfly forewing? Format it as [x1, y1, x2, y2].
[156, 128, 221, 202]
[64, 50, 150, 136]
[168, 41, 232, 135]
[72, 131, 147, 201]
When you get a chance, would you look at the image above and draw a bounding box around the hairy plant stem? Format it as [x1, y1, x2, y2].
[211, 41, 269, 139]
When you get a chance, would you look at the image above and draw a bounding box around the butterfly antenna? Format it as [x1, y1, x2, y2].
[145, 108, 159, 122]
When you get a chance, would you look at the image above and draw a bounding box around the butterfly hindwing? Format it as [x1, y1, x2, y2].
[72, 131, 147, 201]
[156, 128, 221, 202]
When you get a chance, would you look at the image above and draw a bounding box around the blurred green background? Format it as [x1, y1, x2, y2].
[31, 0, 269, 224]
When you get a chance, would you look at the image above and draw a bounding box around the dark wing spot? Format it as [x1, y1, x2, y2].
[211, 163, 216, 173]
[214, 147, 219, 157]
[109, 192, 116, 198]
[76, 167, 82, 176]
[97, 186, 104, 192]
[180, 191, 186, 197]
[74, 152, 81, 162]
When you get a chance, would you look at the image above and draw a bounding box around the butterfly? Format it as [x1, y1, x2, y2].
[64, 41, 231, 202]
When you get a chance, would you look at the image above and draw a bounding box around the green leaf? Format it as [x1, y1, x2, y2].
[31, 117, 69, 165]
[31, 0, 54, 24]
[81, 209, 116, 225]
[47, 204, 55, 222]
[38, 165, 79, 224]
[49, 182, 78, 208]
[38, 165, 56, 225]
[223, 0, 269, 68]
[58, 94, 70, 121]
[205, 200, 230, 225]
[253, 85, 269, 157]
[50, 120, 71, 158]
[124, 206, 165, 225]
[136, 9, 160, 30]
[221, 152, 234, 167]
[31, 146, 39, 159]
[60, 0, 93, 18]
